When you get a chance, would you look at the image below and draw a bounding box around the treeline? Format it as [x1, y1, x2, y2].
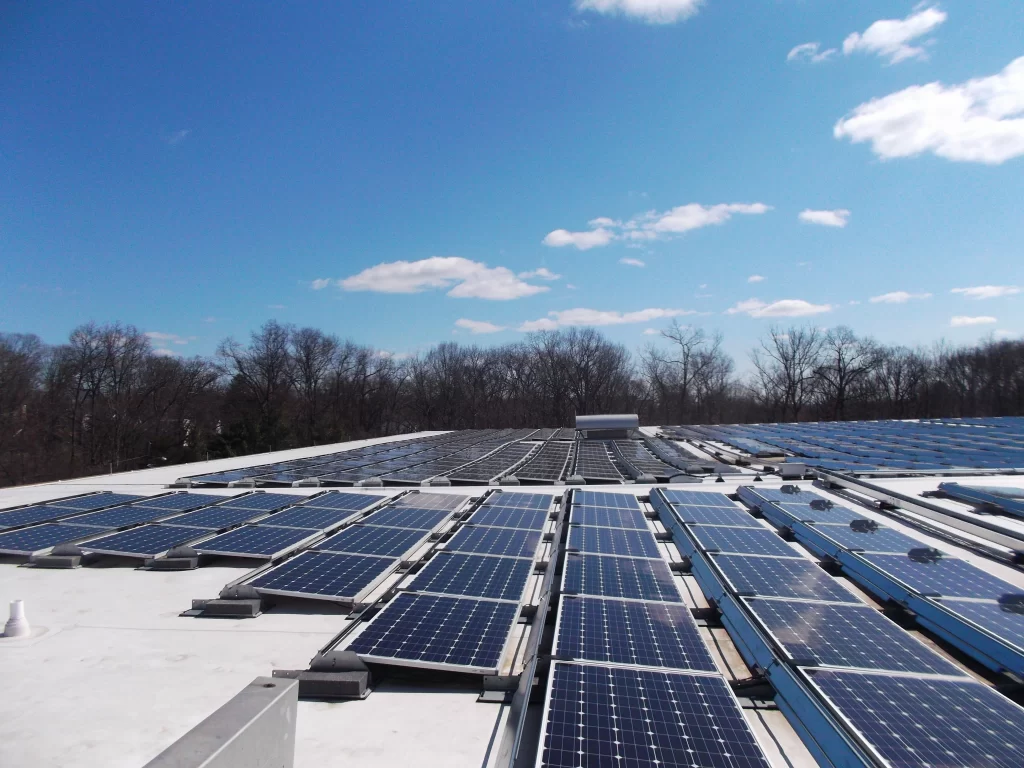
[1, 320, 1022, 487]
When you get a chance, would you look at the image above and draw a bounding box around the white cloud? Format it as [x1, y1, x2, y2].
[165, 129, 190, 146]
[869, 291, 932, 304]
[340, 257, 549, 300]
[799, 209, 851, 228]
[545, 202, 771, 250]
[787, 42, 837, 64]
[518, 267, 562, 281]
[995, 329, 1018, 339]
[268, 304, 286, 310]
[455, 318, 506, 334]
[518, 307, 695, 332]
[152, 347, 182, 357]
[834, 57, 1024, 165]
[311, 278, 332, 290]
[574, 0, 702, 25]
[726, 298, 833, 318]
[747, 274, 765, 283]
[566, 283, 578, 290]
[950, 315, 997, 327]
[643, 328, 660, 335]
[843, 6, 947, 64]
[619, 258, 646, 267]
[951, 285, 1021, 300]
[848, 300, 861, 305]
[146, 331, 191, 346]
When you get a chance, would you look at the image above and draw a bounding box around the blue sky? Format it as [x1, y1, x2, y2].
[2, 1, 1022, 364]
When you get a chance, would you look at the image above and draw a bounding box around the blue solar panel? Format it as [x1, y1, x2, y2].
[65, 505, 173, 529]
[162, 506, 264, 530]
[315, 525, 427, 557]
[445, 526, 541, 558]
[469, 506, 548, 530]
[567, 525, 660, 558]
[249, 551, 397, 599]
[563, 553, 682, 603]
[407, 552, 532, 602]
[772, 502, 865, 525]
[391, 493, 464, 510]
[132, 494, 216, 512]
[0, 524, 107, 554]
[810, 523, 924, 554]
[713, 555, 857, 602]
[659, 489, 738, 508]
[937, 598, 1024, 650]
[80, 525, 211, 557]
[667, 505, 756, 527]
[556, 596, 717, 672]
[688, 525, 799, 557]
[217, 493, 306, 512]
[571, 490, 641, 509]
[804, 669, 1024, 768]
[744, 486, 820, 505]
[861, 553, 1019, 598]
[363, 507, 451, 530]
[347, 592, 519, 671]
[260, 506, 362, 531]
[0, 505, 63, 529]
[540, 663, 771, 768]
[299, 492, 381, 511]
[744, 598, 966, 675]
[483, 492, 554, 510]
[570, 504, 649, 530]
[47, 493, 143, 510]
[194, 525, 317, 558]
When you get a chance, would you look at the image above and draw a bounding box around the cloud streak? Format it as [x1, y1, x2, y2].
[574, 0, 703, 25]
[726, 298, 833, 318]
[799, 209, 851, 228]
[519, 307, 696, 332]
[333, 257, 550, 300]
[843, 5, 947, 64]
[951, 285, 1020, 300]
[951, 315, 997, 327]
[787, 42, 836, 64]
[869, 291, 932, 304]
[455, 318, 506, 334]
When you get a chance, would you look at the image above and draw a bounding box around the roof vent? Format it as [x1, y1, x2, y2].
[575, 414, 639, 440]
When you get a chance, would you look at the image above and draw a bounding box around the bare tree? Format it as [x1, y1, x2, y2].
[750, 326, 824, 421]
[288, 327, 340, 445]
[815, 326, 876, 420]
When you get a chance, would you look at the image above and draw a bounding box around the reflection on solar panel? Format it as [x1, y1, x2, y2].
[810, 523, 923, 553]
[445, 526, 541, 558]
[218, 493, 306, 512]
[570, 505, 648, 530]
[573, 443, 626, 482]
[0, 524, 106, 554]
[362, 507, 452, 530]
[936, 599, 1024, 650]
[804, 669, 1024, 768]
[69, 505, 177, 529]
[563, 553, 681, 603]
[447, 442, 536, 483]
[745, 598, 965, 675]
[132, 494, 217, 512]
[407, 552, 532, 602]
[481, 492, 554, 510]
[666, 504, 756, 527]
[47, 493, 144, 510]
[773, 502, 864, 525]
[743, 487, 820, 504]
[347, 592, 519, 672]
[249, 551, 397, 600]
[0, 505, 65, 529]
[540, 663, 771, 768]
[193, 525, 318, 558]
[469, 506, 548, 530]
[940, 482, 1024, 518]
[315, 525, 428, 557]
[688, 525, 799, 557]
[391, 493, 465, 510]
[572, 490, 641, 509]
[79, 525, 211, 558]
[567, 526, 660, 559]
[298, 492, 381, 511]
[713, 555, 856, 602]
[556, 596, 717, 672]
[162, 506, 265, 530]
[514, 441, 571, 483]
[259, 505, 363, 531]
[658, 489, 737, 507]
[861, 553, 1019, 598]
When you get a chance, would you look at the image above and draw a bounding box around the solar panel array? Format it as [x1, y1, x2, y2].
[939, 481, 1024, 519]
[514, 440, 573, 483]
[446, 441, 538, 484]
[572, 441, 628, 483]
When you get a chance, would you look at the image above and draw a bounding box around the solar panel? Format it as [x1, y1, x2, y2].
[571, 490, 641, 509]
[482, 492, 554, 510]
[744, 486, 820, 504]
[217, 493, 307, 512]
[567, 525, 661, 559]
[131, 494, 217, 512]
[347, 592, 519, 672]
[772, 502, 865, 525]
[162, 506, 265, 530]
[540, 663, 771, 768]
[315, 525, 427, 557]
[803, 669, 1024, 768]
[570, 505, 649, 530]
[563, 553, 682, 603]
[469, 506, 548, 530]
[744, 598, 966, 675]
[712, 555, 857, 602]
[936, 598, 1024, 650]
[659, 489, 737, 508]
[667, 505, 757, 527]
[406, 552, 532, 602]
[861, 553, 1019, 598]
[688, 525, 799, 557]
[249, 551, 398, 600]
[67, 505, 175, 529]
[0, 504, 64, 529]
[362, 507, 452, 530]
[445, 526, 541, 558]
[391, 493, 465, 510]
[556, 596, 717, 672]
[298, 492, 381, 511]
[79, 525, 211, 558]
[0, 523, 107, 554]
[47, 493, 144, 510]
[193, 525, 318, 558]
[515, 442, 571, 482]
[259, 506, 362, 531]
[448, 442, 536, 483]
[572, 443, 627, 482]
[809, 522, 924, 554]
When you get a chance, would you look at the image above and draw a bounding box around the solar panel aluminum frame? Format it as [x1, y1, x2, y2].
[194, 526, 324, 560]
[403, 550, 537, 606]
[316, 525, 435, 563]
[443, 524, 545, 562]
[785, 519, 920, 560]
[559, 552, 684, 605]
[675, 523, 801, 561]
[247, 551, 403, 607]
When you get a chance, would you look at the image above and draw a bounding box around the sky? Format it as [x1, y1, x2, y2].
[1, 1, 1022, 364]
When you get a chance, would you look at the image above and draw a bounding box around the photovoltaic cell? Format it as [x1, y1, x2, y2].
[362, 507, 452, 530]
[131, 494, 217, 512]
[572, 490, 642, 510]
[861, 553, 1019, 599]
[936, 598, 1024, 650]
[482, 492, 554, 510]
[540, 663, 771, 768]
[391, 493, 465, 510]
[688, 525, 799, 557]
[315, 525, 427, 557]
[469, 506, 548, 530]
[298, 492, 381, 512]
[772, 502, 865, 525]
[445, 526, 541, 559]
[249, 551, 397, 599]
[804, 669, 1024, 768]
[47, 493, 143, 510]
[567, 526, 661, 559]
[0, 523, 107, 554]
[69, 505, 176, 529]
[347, 592, 519, 671]
[667, 505, 757, 527]
[570, 505, 649, 530]
[712, 554, 856, 602]
[0, 505, 64, 529]
[79, 525, 211, 558]
[218, 493, 306, 512]
[744, 598, 965, 676]
[658, 489, 737, 508]
[563, 553, 682, 603]
[809, 523, 924, 554]
[406, 552, 532, 602]
[259, 505, 362, 531]
[556, 596, 717, 672]
[162, 506, 264, 530]
[193, 525, 317, 558]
